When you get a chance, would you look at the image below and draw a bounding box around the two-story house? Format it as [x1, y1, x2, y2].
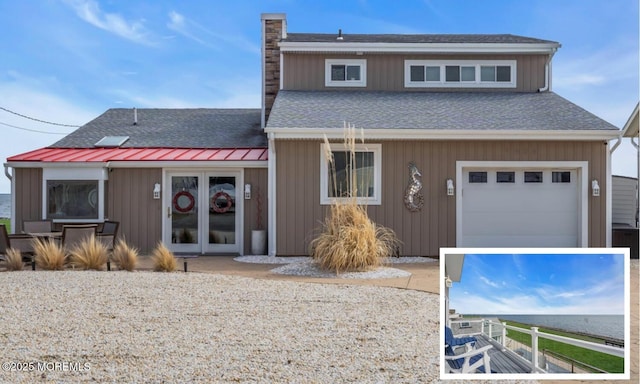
[4, 13, 620, 256]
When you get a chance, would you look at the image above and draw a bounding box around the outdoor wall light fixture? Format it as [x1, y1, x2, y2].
[244, 184, 251, 200]
[445, 276, 452, 288]
[153, 183, 161, 199]
[446, 179, 455, 196]
[592, 179, 600, 197]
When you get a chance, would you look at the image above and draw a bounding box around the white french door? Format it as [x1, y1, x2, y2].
[165, 171, 242, 254]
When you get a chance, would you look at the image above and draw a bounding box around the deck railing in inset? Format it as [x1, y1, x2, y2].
[450, 318, 624, 373]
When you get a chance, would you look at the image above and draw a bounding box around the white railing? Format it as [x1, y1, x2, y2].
[450, 318, 624, 373]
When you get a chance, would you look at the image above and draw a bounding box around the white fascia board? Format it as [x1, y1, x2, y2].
[621, 102, 639, 138]
[5, 161, 107, 169]
[6, 161, 268, 169]
[279, 42, 559, 54]
[264, 128, 619, 141]
[107, 161, 268, 168]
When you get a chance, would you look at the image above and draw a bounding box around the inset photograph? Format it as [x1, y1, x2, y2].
[440, 248, 630, 381]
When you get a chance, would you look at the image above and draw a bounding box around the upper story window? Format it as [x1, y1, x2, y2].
[325, 59, 367, 87]
[405, 60, 516, 88]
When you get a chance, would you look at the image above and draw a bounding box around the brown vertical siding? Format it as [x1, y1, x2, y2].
[107, 168, 162, 253]
[243, 168, 268, 254]
[13, 168, 42, 233]
[275, 140, 608, 256]
[283, 54, 548, 92]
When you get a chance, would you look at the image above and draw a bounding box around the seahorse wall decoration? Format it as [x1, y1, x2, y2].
[404, 162, 424, 212]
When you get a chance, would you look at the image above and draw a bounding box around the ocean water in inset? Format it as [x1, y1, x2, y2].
[481, 314, 624, 340]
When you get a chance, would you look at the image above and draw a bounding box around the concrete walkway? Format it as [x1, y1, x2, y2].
[136, 255, 441, 294]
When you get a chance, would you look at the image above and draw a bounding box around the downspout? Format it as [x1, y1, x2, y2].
[606, 141, 613, 247]
[267, 132, 277, 256]
[538, 48, 557, 92]
[610, 134, 623, 153]
[4, 163, 12, 182]
[3, 164, 15, 233]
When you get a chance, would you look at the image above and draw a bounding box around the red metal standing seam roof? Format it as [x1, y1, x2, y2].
[7, 147, 268, 162]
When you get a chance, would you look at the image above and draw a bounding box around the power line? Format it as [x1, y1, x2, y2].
[0, 121, 69, 135]
[0, 106, 81, 127]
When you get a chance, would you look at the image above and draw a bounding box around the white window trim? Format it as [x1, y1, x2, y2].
[404, 60, 517, 88]
[320, 143, 381, 205]
[325, 59, 367, 87]
[42, 168, 108, 223]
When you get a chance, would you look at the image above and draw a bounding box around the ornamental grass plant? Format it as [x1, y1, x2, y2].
[69, 235, 108, 270]
[111, 239, 139, 271]
[309, 123, 400, 274]
[151, 242, 176, 272]
[4, 248, 24, 271]
[33, 238, 66, 270]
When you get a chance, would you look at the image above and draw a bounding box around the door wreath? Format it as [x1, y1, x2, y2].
[173, 191, 195, 213]
[211, 191, 232, 213]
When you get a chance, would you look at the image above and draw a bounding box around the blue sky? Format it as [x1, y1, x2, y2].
[0, 0, 637, 193]
[449, 253, 626, 315]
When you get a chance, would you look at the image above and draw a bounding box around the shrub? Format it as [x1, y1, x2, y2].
[310, 203, 399, 273]
[309, 124, 400, 274]
[111, 239, 138, 271]
[151, 242, 176, 272]
[4, 248, 24, 271]
[33, 238, 66, 270]
[69, 235, 108, 270]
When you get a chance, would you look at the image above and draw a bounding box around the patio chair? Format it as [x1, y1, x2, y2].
[61, 224, 98, 252]
[445, 326, 477, 351]
[444, 342, 492, 374]
[22, 220, 53, 234]
[0, 224, 34, 262]
[97, 221, 119, 252]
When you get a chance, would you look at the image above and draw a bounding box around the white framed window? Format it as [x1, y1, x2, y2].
[320, 143, 381, 205]
[325, 59, 367, 87]
[405, 60, 516, 88]
[42, 168, 108, 222]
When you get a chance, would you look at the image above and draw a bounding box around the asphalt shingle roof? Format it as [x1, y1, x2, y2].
[265, 91, 618, 131]
[282, 33, 559, 46]
[52, 108, 266, 148]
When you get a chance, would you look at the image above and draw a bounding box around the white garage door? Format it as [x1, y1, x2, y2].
[460, 168, 579, 247]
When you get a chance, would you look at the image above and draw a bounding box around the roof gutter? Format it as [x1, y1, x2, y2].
[264, 128, 619, 141]
[279, 42, 560, 54]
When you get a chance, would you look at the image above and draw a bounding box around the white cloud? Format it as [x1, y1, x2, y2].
[479, 276, 500, 288]
[63, 0, 155, 46]
[166, 10, 259, 54]
[167, 11, 210, 47]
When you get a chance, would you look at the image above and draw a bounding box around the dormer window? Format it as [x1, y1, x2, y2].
[325, 59, 367, 87]
[405, 60, 516, 88]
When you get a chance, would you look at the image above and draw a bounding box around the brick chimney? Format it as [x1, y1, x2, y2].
[261, 13, 286, 129]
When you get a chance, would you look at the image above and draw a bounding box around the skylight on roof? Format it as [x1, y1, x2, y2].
[95, 136, 129, 147]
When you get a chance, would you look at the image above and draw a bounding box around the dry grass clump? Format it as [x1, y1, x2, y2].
[111, 239, 138, 271]
[151, 242, 176, 272]
[4, 248, 24, 271]
[33, 238, 66, 270]
[69, 235, 108, 270]
[310, 203, 399, 273]
[310, 123, 400, 274]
